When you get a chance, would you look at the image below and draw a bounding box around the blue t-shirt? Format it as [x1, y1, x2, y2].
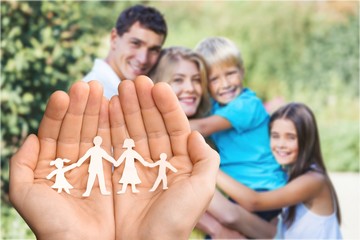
[211, 88, 286, 190]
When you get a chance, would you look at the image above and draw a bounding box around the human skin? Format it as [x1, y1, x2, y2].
[111, 76, 219, 239]
[216, 115, 336, 235]
[9, 76, 219, 240]
[10, 81, 115, 240]
[208, 65, 243, 105]
[107, 22, 164, 80]
[270, 118, 299, 166]
[168, 59, 202, 117]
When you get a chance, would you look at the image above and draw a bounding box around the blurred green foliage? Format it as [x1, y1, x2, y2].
[1, 1, 105, 238]
[1, 1, 358, 238]
[1, 0, 99, 193]
[154, 1, 359, 173]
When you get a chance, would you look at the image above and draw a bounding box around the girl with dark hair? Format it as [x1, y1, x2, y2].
[217, 102, 342, 238]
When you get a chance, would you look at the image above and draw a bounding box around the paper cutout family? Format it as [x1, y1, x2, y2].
[46, 136, 177, 197]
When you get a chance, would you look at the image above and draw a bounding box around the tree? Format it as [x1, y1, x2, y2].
[1, 0, 100, 207]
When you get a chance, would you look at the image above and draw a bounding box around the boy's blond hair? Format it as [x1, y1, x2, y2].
[195, 37, 244, 73]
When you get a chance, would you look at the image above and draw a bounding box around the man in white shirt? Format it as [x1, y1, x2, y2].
[83, 5, 167, 99]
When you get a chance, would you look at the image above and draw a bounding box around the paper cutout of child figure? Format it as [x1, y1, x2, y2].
[46, 158, 77, 194]
[149, 153, 177, 192]
[116, 138, 150, 194]
[76, 136, 117, 197]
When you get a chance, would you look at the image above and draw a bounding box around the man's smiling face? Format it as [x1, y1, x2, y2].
[110, 22, 165, 80]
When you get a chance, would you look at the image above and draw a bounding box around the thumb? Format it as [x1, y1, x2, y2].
[188, 131, 219, 194]
[9, 134, 40, 203]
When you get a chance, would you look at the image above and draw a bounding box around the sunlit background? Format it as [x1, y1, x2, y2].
[1, 1, 358, 239]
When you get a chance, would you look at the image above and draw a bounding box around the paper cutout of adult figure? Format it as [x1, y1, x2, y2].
[46, 158, 76, 194]
[149, 153, 177, 192]
[76, 136, 117, 197]
[116, 138, 150, 194]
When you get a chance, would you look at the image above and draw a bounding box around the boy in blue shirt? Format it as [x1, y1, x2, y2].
[190, 37, 287, 238]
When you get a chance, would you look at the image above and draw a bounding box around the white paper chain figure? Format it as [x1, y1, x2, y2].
[149, 153, 177, 192]
[76, 136, 117, 197]
[116, 138, 151, 194]
[46, 158, 76, 194]
[47, 136, 177, 196]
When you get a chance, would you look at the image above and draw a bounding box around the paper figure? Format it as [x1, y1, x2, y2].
[46, 158, 77, 194]
[149, 153, 177, 192]
[76, 136, 117, 197]
[46, 136, 178, 196]
[116, 138, 150, 194]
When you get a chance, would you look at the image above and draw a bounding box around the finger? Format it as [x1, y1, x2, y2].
[38, 91, 69, 160]
[79, 81, 104, 156]
[97, 97, 111, 154]
[57, 81, 90, 161]
[37, 91, 69, 177]
[97, 96, 113, 180]
[9, 134, 40, 203]
[109, 95, 128, 159]
[188, 131, 219, 193]
[109, 95, 128, 189]
[152, 82, 191, 156]
[134, 76, 171, 160]
[118, 79, 150, 157]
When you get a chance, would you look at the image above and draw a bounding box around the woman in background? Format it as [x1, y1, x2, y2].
[150, 46, 275, 239]
[150, 46, 211, 119]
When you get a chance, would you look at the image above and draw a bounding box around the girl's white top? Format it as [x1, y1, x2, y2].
[276, 202, 342, 239]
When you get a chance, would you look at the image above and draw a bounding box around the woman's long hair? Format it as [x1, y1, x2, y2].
[269, 102, 341, 227]
[149, 46, 211, 118]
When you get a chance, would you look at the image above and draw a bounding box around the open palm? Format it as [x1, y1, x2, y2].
[110, 77, 219, 239]
[10, 77, 219, 239]
[10, 81, 115, 239]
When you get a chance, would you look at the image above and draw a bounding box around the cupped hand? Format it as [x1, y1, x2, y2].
[109, 76, 219, 240]
[10, 77, 219, 240]
[9, 81, 115, 240]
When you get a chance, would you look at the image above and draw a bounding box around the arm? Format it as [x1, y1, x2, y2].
[217, 169, 326, 211]
[189, 115, 232, 137]
[76, 151, 90, 167]
[62, 163, 78, 172]
[46, 169, 57, 180]
[205, 189, 276, 238]
[148, 161, 160, 168]
[101, 149, 117, 165]
[134, 152, 150, 167]
[196, 212, 246, 239]
[166, 162, 177, 173]
[115, 153, 125, 167]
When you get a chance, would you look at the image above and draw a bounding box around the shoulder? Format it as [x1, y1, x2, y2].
[233, 88, 264, 108]
[241, 88, 258, 98]
[276, 170, 327, 205]
[289, 170, 327, 193]
[231, 88, 268, 119]
[300, 170, 336, 215]
[83, 61, 99, 81]
[296, 170, 326, 183]
[304, 170, 327, 183]
[83, 59, 107, 80]
[303, 164, 327, 181]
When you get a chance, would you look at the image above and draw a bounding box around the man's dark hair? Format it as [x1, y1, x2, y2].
[116, 5, 167, 39]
